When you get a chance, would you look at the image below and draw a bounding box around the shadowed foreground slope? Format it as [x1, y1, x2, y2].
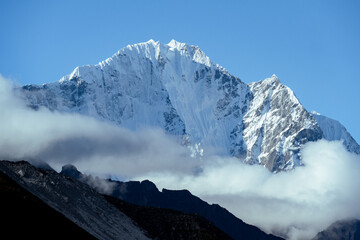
[0, 170, 97, 239]
[0, 160, 149, 240]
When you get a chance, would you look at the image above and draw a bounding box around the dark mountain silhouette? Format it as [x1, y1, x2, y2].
[110, 180, 283, 240]
[61, 164, 284, 240]
[105, 195, 233, 240]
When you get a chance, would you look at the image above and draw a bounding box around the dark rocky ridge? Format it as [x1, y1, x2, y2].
[105, 195, 233, 240]
[109, 180, 284, 240]
[61, 164, 284, 240]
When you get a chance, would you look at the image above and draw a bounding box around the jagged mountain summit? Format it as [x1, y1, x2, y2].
[21, 39, 360, 171]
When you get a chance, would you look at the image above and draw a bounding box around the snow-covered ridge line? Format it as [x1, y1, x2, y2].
[21, 39, 360, 171]
[311, 113, 360, 154]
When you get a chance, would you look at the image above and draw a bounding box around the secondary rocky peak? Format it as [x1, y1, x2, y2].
[61, 164, 82, 180]
[252, 74, 280, 88]
[243, 74, 324, 170]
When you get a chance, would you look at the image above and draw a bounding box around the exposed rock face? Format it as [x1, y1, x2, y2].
[20, 40, 359, 171]
[243, 76, 323, 171]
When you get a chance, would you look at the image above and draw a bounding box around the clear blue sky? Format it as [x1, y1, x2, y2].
[1, 0, 359, 143]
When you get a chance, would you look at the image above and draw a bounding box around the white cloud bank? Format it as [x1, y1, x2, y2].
[143, 140, 360, 239]
[1, 75, 360, 239]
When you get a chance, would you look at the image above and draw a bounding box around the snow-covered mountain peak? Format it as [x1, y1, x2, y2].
[68, 67, 80, 80]
[60, 39, 216, 86]
[100, 39, 211, 68]
[167, 39, 212, 67]
[137, 39, 161, 48]
[58, 64, 99, 85]
[263, 74, 280, 84]
[146, 38, 158, 44]
[168, 39, 185, 49]
[20, 40, 360, 171]
[249, 75, 280, 91]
